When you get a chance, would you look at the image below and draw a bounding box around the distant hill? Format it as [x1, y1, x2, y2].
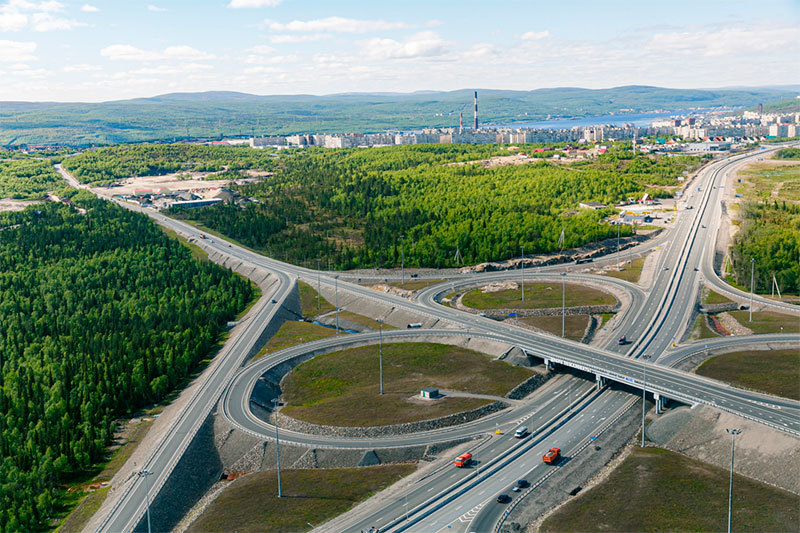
[0, 85, 794, 146]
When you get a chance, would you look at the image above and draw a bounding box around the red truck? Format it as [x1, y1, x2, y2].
[542, 448, 561, 464]
[454, 452, 472, 468]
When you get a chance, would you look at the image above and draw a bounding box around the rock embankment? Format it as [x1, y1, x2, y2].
[273, 401, 508, 438]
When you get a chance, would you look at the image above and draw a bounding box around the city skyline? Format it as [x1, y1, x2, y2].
[0, 0, 799, 102]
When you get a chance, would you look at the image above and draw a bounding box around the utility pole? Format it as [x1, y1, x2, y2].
[400, 234, 405, 287]
[726, 428, 741, 533]
[133, 463, 153, 533]
[334, 274, 340, 334]
[617, 224, 621, 270]
[378, 319, 384, 395]
[641, 355, 650, 447]
[272, 398, 282, 498]
[316, 258, 321, 311]
[521, 245, 525, 302]
[749, 258, 755, 322]
[561, 271, 566, 338]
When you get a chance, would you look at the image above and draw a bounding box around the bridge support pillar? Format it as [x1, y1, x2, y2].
[544, 358, 552, 372]
[595, 375, 607, 390]
[654, 393, 666, 414]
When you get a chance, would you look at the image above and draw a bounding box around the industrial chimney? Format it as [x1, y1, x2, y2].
[473, 91, 478, 130]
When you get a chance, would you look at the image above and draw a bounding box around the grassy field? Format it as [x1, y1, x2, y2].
[282, 342, 533, 426]
[540, 447, 799, 533]
[187, 465, 416, 533]
[703, 288, 735, 305]
[696, 348, 800, 400]
[691, 314, 720, 340]
[729, 310, 800, 334]
[298, 280, 335, 317]
[387, 279, 446, 291]
[740, 162, 800, 202]
[461, 282, 615, 310]
[602, 256, 645, 283]
[518, 315, 589, 342]
[253, 321, 338, 361]
[337, 310, 397, 331]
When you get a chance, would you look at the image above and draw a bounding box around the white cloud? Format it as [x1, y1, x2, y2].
[243, 65, 281, 74]
[0, 10, 26, 31]
[266, 16, 411, 34]
[242, 53, 297, 65]
[147, 4, 166, 12]
[360, 31, 448, 60]
[62, 62, 101, 72]
[267, 33, 329, 44]
[100, 44, 215, 62]
[245, 44, 276, 54]
[6, 1, 64, 12]
[112, 63, 214, 78]
[649, 26, 800, 57]
[80, 4, 97, 12]
[31, 12, 86, 31]
[228, 0, 281, 7]
[521, 30, 550, 41]
[0, 39, 36, 62]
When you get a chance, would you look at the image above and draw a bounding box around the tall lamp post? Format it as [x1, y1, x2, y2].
[334, 274, 340, 334]
[398, 474, 409, 521]
[641, 354, 650, 447]
[726, 428, 741, 533]
[133, 463, 153, 533]
[749, 258, 755, 322]
[520, 245, 525, 302]
[400, 234, 405, 287]
[561, 272, 567, 338]
[272, 398, 282, 498]
[378, 319, 384, 395]
[316, 258, 321, 311]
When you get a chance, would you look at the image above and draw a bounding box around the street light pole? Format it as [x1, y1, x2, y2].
[749, 258, 754, 322]
[398, 474, 409, 521]
[400, 234, 405, 287]
[726, 428, 741, 533]
[334, 274, 340, 334]
[378, 319, 384, 395]
[561, 272, 566, 338]
[316, 258, 321, 311]
[520, 245, 525, 302]
[617, 223, 621, 270]
[641, 355, 650, 447]
[133, 463, 153, 533]
[272, 398, 282, 498]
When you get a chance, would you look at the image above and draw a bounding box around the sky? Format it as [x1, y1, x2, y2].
[0, 0, 799, 102]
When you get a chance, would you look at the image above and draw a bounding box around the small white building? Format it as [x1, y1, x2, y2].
[420, 387, 439, 399]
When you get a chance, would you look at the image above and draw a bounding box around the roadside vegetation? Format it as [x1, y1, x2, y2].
[253, 321, 337, 360]
[282, 342, 533, 426]
[187, 465, 416, 533]
[540, 446, 799, 532]
[728, 310, 800, 334]
[0, 158, 64, 199]
[696, 348, 799, 400]
[0, 199, 254, 531]
[702, 287, 734, 305]
[730, 163, 800, 294]
[602, 256, 645, 283]
[155, 144, 700, 269]
[774, 147, 800, 160]
[690, 315, 719, 340]
[461, 282, 615, 310]
[518, 315, 589, 341]
[298, 280, 335, 316]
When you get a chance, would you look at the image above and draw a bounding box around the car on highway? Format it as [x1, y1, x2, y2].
[517, 479, 529, 488]
[663, 266, 669, 270]
[514, 425, 528, 438]
[496, 494, 511, 503]
[618, 335, 627, 345]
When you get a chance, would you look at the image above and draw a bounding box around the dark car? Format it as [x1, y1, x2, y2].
[517, 479, 529, 488]
[496, 494, 511, 504]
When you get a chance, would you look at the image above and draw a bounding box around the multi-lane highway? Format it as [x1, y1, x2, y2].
[79, 144, 799, 532]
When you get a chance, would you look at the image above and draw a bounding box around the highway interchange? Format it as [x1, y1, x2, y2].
[81, 145, 799, 532]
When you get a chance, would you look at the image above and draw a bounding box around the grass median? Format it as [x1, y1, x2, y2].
[282, 342, 533, 427]
[518, 315, 589, 342]
[299, 280, 335, 317]
[540, 446, 799, 532]
[187, 465, 416, 533]
[729, 310, 800, 334]
[696, 348, 800, 400]
[462, 282, 615, 310]
[602, 256, 645, 283]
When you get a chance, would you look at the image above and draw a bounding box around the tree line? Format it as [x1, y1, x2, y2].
[0, 199, 254, 530]
[0, 158, 64, 199]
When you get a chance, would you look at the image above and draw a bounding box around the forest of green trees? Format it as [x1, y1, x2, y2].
[0, 199, 254, 530]
[0, 158, 63, 199]
[62, 144, 277, 184]
[774, 147, 800, 160]
[730, 200, 800, 294]
[165, 144, 699, 269]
